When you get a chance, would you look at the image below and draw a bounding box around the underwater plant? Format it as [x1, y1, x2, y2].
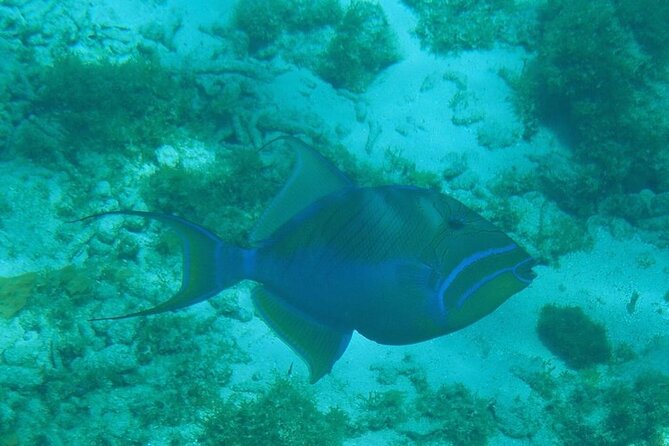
[199, 377, 348, 446]
[232, 0, 342, 60]
[318, 1, 400, 92]
[357, 390, 407, 431]
[231, 0, 398, 92]
[232, 0, 291, 52]
[21, 53, 195, 161]
[547, 371, 669, 446]
[143, 145, 283, 245]
[514, 0, 669, 209]
[232, 0, 342, 53]
[414, 382, 495, 446]
[402, 0, 517, 52]
[615, 0, 669, 70]
[536, 304, 612, 369]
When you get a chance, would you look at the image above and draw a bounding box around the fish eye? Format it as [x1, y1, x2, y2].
[447, 216, 465, 230]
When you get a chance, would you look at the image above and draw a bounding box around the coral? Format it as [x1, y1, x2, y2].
[318, 1, 400, 92]
[536, 304, 611, 369]
[199, 377, 349, 446]
[488, 169, 594, 262]
[52, 265, 94, 303]
[402, 0, 517, 52]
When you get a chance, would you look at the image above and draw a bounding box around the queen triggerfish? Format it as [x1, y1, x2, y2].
[78, 137, 535, 382]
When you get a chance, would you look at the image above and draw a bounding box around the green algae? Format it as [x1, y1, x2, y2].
[547, 371, 669, 446]
[0, 272, 37, 319]
[232, 0, 342, 53]
[144, 145, 284, 245]
[402, 0, 519, 53]
[357, 390, 408, 432]
[414, 382, 495, 446]
[25, 53, 195, 160]
[384, 148, 441, 190]
[232, 0, 399, 92]
[199, 377, 349, 446]
[318, 1, 400, 92]
[536, 304, 611, 369]
[513, 0, 669, 206]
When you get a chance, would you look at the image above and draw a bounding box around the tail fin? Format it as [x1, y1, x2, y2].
[74, 211, 240, 320]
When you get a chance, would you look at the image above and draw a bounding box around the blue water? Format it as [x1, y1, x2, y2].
[1, 0, 668, 445]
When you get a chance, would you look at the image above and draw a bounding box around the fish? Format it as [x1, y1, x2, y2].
[78, 137, 535, 383]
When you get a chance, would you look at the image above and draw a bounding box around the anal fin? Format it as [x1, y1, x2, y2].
[251, 286, 351, 383]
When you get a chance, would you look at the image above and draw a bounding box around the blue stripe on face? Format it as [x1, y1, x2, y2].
[432, 244, 518, 318]
[456, 256, 534, 308]
[436, 243, 517, 310]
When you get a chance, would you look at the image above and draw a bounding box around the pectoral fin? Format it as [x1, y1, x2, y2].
[251, 286, 351, 383]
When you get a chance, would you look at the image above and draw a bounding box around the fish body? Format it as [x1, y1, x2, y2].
[82, 137, 534, 382]
[251, 185, 533, 345]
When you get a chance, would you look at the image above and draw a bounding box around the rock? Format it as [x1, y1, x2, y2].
[0, 365, 44, 389]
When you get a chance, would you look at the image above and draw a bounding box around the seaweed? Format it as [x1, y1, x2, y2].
[513, 0, 669, 208]
[357, 390, 407, 431]
[615, 0, 669, 70]
[232, 0, 342, 53]
[199, 377, 349, 446]
[547, 371, 669, 446]
[17, 53, 198, 162]
[232, 0, 290, 52]
[414, 382, 495, 446]
[318, 1, 400, 92]
[143, 145, 283, 245]
[231, 0, 398, 92]
[402, 0, 517, 53]
[536, 304, 611, 369]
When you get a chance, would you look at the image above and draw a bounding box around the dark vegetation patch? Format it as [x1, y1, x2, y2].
[233, 0, 400, 92]
[401, 0, 535, 52]
[199, 376, 349, 446]
[511, 0, 669, 216]
[536, 304, 611, 369]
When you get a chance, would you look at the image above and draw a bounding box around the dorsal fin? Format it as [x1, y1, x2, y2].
[250, 137, 352, 244]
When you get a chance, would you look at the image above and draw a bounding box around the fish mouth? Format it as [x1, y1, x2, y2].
[513, 257, 537, 284]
